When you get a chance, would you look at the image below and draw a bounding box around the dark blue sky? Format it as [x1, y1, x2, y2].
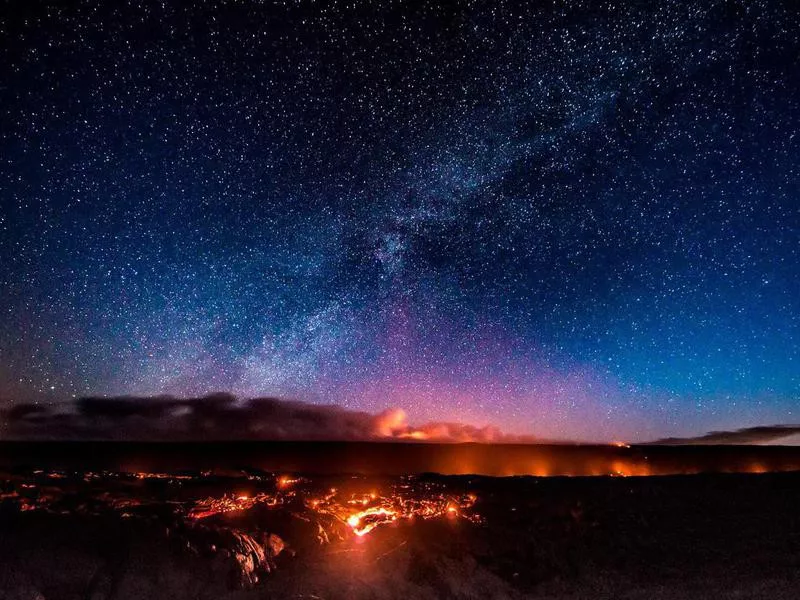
[1, 0, 798, 441]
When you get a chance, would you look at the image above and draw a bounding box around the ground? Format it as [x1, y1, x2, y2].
[1, 470, 799, 599]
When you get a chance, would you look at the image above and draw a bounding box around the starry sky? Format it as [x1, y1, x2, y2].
[1, 0, 798, 442]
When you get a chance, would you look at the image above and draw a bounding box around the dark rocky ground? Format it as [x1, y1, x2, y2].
[1, 470, 799, 600]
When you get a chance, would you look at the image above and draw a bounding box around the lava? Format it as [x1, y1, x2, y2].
[180, 476, 480, 537]
[307, 484, 480, 537]
[347, 507, 397, 536]
[189, 492, 283, 520]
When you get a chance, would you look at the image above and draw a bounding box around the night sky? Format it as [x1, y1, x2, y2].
[1, 1, 798, 442]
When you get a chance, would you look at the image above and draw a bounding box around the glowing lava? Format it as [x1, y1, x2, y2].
[346, 507, 398, 536]
[189, 492, 281, 520]
[310, 486, 480, 537]
[183, 475, 480, 537]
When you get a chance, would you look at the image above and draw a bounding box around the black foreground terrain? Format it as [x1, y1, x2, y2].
[1, 468, 799, 600]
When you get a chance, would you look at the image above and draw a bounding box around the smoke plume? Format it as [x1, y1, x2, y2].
[0, 394, 535, 443]
[652, 425, 800, 445]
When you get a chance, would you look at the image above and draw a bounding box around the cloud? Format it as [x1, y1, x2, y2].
[651, 425, 800, 445]
[0, 394, 536, 443]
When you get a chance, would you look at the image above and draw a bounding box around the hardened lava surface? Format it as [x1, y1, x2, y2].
[1, 469, 799, 599]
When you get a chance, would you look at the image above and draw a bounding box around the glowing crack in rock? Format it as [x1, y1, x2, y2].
[189, 492, 282, 520]
[181, 475, 480, 537]
[310, 487, 480, 537]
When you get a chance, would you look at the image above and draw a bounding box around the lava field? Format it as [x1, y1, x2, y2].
[1, 468, 799, 599]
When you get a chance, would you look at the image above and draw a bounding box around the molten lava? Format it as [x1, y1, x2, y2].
[184, 475, 480, 537]
[188, 492, 282, 520]
[306, 484, 480, 537]
[346, 507, 397, 536]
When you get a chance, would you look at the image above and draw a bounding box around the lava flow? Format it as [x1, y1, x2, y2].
[309, 487, 479, 537]
[188, 492, 283, 520]
[186, 475, 480, 537]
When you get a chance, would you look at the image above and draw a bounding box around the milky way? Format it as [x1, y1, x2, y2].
[1, 1, 798, 441]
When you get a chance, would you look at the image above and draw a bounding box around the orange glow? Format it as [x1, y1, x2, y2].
[399, 430, 430, 440]
[346, 507, 397, 536]
[306, 486, 480, 537]
[188, 492, 280, 519]
[186, 482, 479, 538]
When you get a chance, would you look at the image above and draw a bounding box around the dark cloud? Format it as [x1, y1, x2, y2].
[0, 394, 536, 443]
[652, 425, 800, 445]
